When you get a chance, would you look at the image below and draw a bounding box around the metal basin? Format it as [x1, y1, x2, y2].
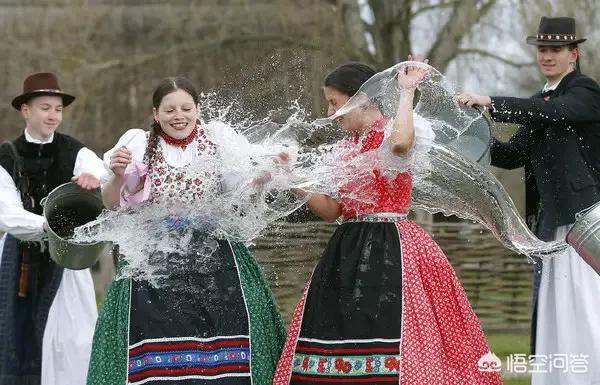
[414, 86, 492, 165]
[437, 106, 492, 165]
[566, 201, 600, 275]
[43, 182, 112, 270]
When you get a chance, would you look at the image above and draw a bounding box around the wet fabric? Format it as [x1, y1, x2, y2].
[87, 240, 285, 385]
[90, 128, 286, 384]
[273, 119, 502, 384]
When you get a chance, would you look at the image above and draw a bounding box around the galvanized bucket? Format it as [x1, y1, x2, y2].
[443, 106, 492, 165]
[566, 201, 600, 275]
[43, 182, 112, 270]
[416, 99, 492, 165]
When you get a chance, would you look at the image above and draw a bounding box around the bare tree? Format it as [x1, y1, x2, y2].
[517, 0, 600, 85]
[0, 0, 348, 149]
[2, 0, 594, 154]
[331, 0, 501, 73]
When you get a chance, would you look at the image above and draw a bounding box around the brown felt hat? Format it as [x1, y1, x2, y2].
[11, 72, 75, 110]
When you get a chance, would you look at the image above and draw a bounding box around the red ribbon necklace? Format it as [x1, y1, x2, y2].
[158, 125, 198, 147]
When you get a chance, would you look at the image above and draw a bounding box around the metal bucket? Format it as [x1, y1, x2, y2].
[566, 201, 600, 275]
[415, 91, 492, 165]
[442, 106, 492, 165]
[43, 182, 112, 270]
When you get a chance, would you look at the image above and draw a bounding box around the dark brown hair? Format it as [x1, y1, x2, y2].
[324, 62, 377, 97]
[567, 43, 581, 72]
[144, 77, 200, 165]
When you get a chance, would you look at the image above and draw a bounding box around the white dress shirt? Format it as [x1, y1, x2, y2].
[0, 129, 107, 243]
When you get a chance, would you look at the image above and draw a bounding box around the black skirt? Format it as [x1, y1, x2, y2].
[292, 222, 403, 384]
[127, 238, 251, 385]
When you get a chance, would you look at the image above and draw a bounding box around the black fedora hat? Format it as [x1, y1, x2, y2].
[527, 16, 587, 46]
[526, 16, 587, 46]
[11, 72, 76, 110]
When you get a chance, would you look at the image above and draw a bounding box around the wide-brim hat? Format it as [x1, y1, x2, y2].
[526, 16, 586, 46]
[11, 72, 75, 110]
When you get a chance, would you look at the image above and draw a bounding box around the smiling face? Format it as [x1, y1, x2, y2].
[153, 89, 198, 139]
[537, 45, 578, 82]
[20, 95, 63, 140]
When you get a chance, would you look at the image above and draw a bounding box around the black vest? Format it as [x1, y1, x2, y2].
[0, 133, 84, 383]
[0, 131, 84, 303]
[0, 132, 84, 214]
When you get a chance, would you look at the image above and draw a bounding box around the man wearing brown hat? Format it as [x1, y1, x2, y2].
[0, 73, 108, 385]
[458, 17, 600, 385]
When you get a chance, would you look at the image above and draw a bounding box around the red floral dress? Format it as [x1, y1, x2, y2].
[273, 118, 503, 385]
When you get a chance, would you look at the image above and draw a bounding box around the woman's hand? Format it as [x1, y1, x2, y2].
[252, 172, 272, 187]
[109, 147, 132, 178]
[398, 54, 431, 91]
[251, 152, 291, 187]
[274, 152, 290, 165]
[397, 64, 430, 91]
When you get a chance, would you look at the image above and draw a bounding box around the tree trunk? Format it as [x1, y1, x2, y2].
[427, 0, 497, 73]
[368, 0, 413, 68]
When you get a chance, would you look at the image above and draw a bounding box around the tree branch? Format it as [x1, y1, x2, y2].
[55, 35, 323, 75]
[411, 1, 459, 18]
[427, 0, 498, 73]
[338, 0, 376, 63]
[368, 0, 413, 66]
[457, 48, 536, 67]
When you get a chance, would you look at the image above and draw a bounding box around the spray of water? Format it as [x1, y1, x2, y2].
[74, 102, 310, 285]
[307, 61, 568, 257]
[75, 61, 566, 285]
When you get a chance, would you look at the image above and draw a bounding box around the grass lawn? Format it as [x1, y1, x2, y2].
[488, 333, 531, 385]
[488, 333, 529, 359]
[504, 377, 531, 385]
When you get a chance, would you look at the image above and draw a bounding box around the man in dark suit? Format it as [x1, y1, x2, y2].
[458, 16, 600, 385]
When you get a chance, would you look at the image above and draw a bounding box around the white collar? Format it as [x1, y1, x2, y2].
[542, 82, 559, 92]
[543, 69, 576, 92]
[24, 127, 54, 144]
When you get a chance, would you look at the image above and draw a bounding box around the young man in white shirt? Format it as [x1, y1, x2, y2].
[458, 17, 600, 385]
[0, 72, 108, 385]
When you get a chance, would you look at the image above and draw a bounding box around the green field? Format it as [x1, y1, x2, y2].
[488, 333, 531, 384]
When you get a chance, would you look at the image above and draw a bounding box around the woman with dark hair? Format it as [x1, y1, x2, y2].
[86, 77, 285, 385]
[273, 63, 502, 385]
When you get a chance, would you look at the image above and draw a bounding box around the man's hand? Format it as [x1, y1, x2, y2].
[72, 172, 100, 190]
[455, 92, 492, 108]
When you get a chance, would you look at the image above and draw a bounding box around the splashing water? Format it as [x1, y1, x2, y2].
[412, 144, 567, 257]
[75, 61, 567, 285]
[293, 61, 568, 257]
[74, 101, 311, 285]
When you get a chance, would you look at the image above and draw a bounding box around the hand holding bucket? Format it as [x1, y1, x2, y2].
[42, 182, 113, 270]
